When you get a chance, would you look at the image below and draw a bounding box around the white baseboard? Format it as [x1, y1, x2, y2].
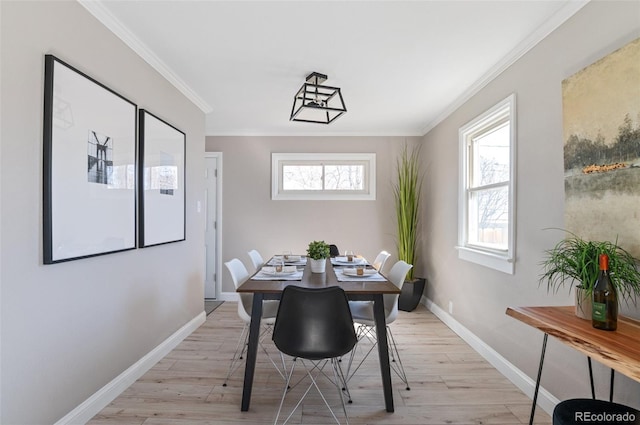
[55, 311, 207, 425]
[218, 291, 239, 301]
[422, 296, 559, 416]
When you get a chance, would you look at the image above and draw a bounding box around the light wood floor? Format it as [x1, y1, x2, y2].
[88, 302, 551, 425]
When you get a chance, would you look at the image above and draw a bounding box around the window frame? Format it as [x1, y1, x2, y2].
[457, 94, 516, 274]
[271, 153, 376, 201]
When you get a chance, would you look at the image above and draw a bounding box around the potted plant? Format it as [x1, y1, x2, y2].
[539, 231, 640, 319]
[307, 240, 330, 273]
[394, 143, 426, 312]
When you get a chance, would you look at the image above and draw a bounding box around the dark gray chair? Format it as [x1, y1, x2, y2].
[272, 285, 357, 425]
[553, 399, 639, 425]
[329, 244, 340, 258]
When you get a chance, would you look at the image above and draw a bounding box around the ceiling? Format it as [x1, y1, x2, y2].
[81, 1, 586, 136]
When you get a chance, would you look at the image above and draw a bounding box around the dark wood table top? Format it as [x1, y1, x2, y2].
[237, 258, 400, 295]
[506, 306, 640, 382]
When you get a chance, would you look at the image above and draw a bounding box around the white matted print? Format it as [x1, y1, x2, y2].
[43, 55, 137, 264]
[138, 110, 186, 247]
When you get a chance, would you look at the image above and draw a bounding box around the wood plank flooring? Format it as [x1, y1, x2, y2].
[88, 303, 551, 425]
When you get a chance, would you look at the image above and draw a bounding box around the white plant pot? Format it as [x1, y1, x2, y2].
[575, 285, 592, 320]
[310, 258, 326, 273]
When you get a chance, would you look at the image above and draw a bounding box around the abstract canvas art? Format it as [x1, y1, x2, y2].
[562, 37, 640, 257]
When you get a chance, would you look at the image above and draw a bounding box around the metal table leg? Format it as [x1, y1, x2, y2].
[240, 293, 263, 411]
[529, 333, 548, 425]
[373, 293, 394, 412]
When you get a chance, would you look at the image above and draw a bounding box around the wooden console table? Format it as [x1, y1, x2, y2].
[506, 306, 640, 424]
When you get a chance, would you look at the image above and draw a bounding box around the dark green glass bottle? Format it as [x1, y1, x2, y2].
[592, 254, 618, 331]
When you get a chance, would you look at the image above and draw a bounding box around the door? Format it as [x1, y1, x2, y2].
[205, 154, 221, 299]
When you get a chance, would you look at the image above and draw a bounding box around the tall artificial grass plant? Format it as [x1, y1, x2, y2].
[394, 143, 423, 281]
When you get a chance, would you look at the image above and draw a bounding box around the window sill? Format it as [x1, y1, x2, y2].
[456, 246, 514, 274]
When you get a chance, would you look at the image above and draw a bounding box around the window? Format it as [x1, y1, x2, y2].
[272, 153, 376, 200]
[458, 94, 516, 274]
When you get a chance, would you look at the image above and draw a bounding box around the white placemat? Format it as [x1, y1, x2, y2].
[268, 256, 307, 266]
[335, 268, 386, 282]
[252, 266, 303, 281]
[331, 256, 368, 266]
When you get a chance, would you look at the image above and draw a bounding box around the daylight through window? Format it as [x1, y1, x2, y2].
[272, 153, 375, 200]
[458, 94, 516, 274]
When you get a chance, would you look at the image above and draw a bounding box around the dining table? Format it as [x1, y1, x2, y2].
[235, 255, 401, 413]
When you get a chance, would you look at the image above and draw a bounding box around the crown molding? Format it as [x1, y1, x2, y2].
[78, 0, 213, 114]
[419, 0, 590, 135]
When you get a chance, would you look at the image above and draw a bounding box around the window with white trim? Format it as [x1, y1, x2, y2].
[458, 94, 516, 274]
[272, 153, 376, 200]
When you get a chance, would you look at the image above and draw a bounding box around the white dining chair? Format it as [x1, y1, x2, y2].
[223, 258, 283, 386]
[371, 250, 391, 273]
[346, 260, 413, 390]
[247, 249, 265, 271]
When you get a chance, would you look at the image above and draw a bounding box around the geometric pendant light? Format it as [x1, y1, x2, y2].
[290, 72, 347, 124]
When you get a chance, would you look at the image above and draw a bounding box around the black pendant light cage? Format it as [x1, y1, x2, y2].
[290, 72, 347, 124]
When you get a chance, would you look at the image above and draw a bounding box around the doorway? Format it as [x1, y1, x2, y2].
[204, 153, 222, 300]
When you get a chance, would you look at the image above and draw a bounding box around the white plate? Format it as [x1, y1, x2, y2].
[273, 255, 304, 264]
[261, 265, 297, 275]
[283, 255, 302, 263]
[342, 268, 378, 277]
[334, 257, 365, 265]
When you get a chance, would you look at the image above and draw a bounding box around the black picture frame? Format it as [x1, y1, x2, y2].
[43, 55, 137, 264]
[138, 109, 186, 247]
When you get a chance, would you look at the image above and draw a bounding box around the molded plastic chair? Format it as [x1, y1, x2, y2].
[247, 249, 265, 271]
[371, 250, 391, 272]
[553, 399, 639, 424]
[329, 244, 340, 258]
[346, 260, 413, 390]
[222, 258, 281, 386]
[272, 286, 357, 425]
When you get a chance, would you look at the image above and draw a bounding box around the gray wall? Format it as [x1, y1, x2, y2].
[421, 0, 640, 408]
[205, 136, 420, 294]
[0, 2, 205, 423]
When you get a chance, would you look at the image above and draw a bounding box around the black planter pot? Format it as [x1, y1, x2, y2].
[398, 277, 426, 312]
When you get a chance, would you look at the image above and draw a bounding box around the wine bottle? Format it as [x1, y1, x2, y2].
[592, 253, 618, 331]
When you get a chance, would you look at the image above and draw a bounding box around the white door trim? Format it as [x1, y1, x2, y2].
[204, 152, 222, 299]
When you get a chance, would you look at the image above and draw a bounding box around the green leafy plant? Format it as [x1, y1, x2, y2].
[394, 142, 423, 281]
[539, 230, 640, 304]
[307, 240, 330, 260]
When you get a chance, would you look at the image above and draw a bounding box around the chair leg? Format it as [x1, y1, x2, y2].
[224, 322, 286, 386]
[345, 324, 410, 390]
[274, 357, 350, 425]
[345, 325, 377, 384]
[386, 326, 410, 390]
[223, 324, 249, 386]
[332, 358, 351, 424]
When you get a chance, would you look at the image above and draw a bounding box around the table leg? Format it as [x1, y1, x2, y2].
[529, 333, 548, 425]
[373, 294, 394, 412]
[588, 357, 595, 399]
[609, 369, 615, 402]
[241, 293, 263, 411]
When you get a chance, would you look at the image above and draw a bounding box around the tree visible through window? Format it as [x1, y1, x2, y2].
[458, 94, 516, 274]
[272, 153, 375, 200]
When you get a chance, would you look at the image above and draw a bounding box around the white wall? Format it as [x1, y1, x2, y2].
[421, 0, 640, 409]
[0, 2, 206, 423]
[205, 136, 420, 295]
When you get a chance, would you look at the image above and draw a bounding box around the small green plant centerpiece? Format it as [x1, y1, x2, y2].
[539, 231, 640, 319]
[307, 240, 330, 273]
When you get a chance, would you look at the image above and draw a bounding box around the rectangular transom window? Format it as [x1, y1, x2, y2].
[458, 94, 516, 274]
[272, 153, 376, 200]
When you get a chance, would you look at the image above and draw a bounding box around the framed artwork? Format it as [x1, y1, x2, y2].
[562, 37, 640, 257]
[43, 55, 137, 264]
[138, 110, 186, 247]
